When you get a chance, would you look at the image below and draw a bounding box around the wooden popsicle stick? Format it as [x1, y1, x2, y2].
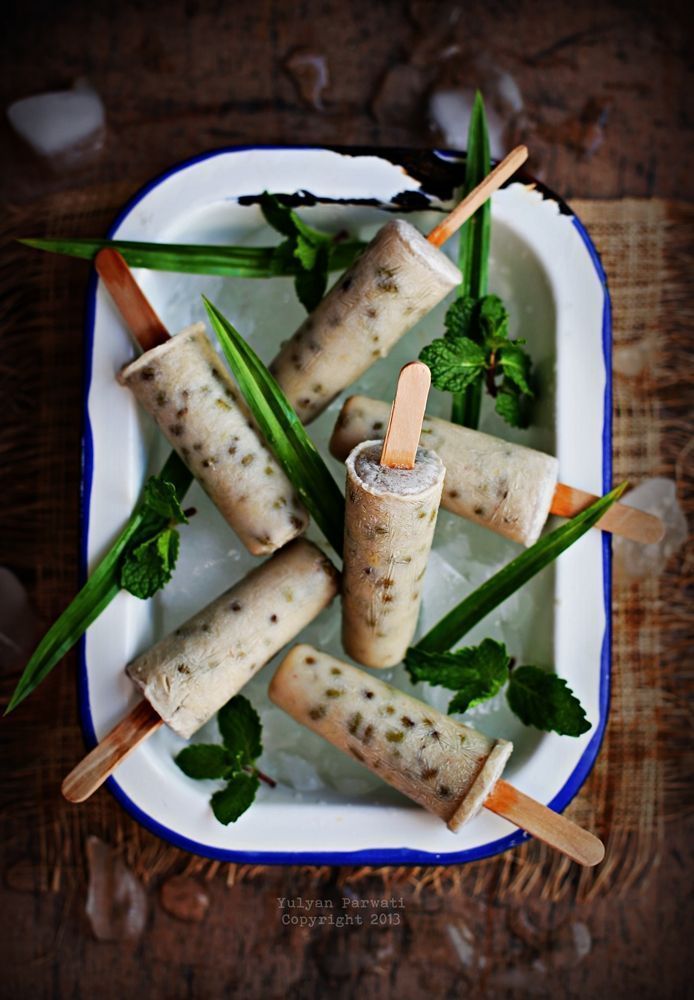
[551, 483, 664, 544]
[485, 778, 605, 867]
[380, 362, 432, 469]
[426, 145, 529, 248]
[95, 248, 170, 352]
[62, 700, 162, 803]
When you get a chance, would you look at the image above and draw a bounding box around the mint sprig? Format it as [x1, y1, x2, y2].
[422, 92, 534, 429]
[117, 474, 189, 599]
[421, 293, 534, 429]
[405, 639, 590, 737]
[5, 451, 193, 714]
[259, 193, 334, 311]
[174, 694, 270, 825]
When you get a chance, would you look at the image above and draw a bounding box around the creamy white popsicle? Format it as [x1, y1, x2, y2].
[270, 645, 513, 831]
[127, 540, 339, 739]
[342, 440, 445, 668]
[269, 220, 461, 424]
[120, 322, 309, 555]
[331, 396, 559, 547]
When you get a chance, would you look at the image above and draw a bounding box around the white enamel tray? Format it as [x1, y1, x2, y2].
[80, 146, 611, 864]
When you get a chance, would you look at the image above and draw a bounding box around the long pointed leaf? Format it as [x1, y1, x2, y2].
[202, 298, 345, 555]
[5, 451, 192, 713]
[415, 483, 626, 653]
[19, 237, 364, 278]
[452, 91, 491, 427]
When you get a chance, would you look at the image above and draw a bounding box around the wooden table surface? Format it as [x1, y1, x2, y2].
[1, 1, 692, 997]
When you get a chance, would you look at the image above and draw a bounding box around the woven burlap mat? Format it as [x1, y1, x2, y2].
[1, 191, 691, 903]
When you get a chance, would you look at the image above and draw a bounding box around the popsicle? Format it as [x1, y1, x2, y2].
[342, 363, 445, 667]
[269, 147, 529, 424]
[270, 646, 605, 865]
[330, 395, 664, 546]
[97, 249, 309, 556]
[62, 539, 339, 801]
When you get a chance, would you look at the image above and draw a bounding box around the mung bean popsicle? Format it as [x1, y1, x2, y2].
[270, 646, 605, 866]
[269, 147, 528, 424]
[330, 395, 664, 546]
[342, 363, 445, 667]
[62, 539, 339, 802]
[98, 250, 309, 556]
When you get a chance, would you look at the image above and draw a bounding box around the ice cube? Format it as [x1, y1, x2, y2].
[7, 78, 105, 165]
[614, 477, 688, 580]
[85, 837, 147, 941]
[429, 88, 507, 158]
[284, 48, 330, 110]
[613, 340, 651, 376]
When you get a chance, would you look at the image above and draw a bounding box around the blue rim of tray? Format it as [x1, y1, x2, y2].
[77, 145, 612, 866]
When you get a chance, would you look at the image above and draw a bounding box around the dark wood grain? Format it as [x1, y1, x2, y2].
[1, 0, 693, 204]
[1, 1, 692, 997]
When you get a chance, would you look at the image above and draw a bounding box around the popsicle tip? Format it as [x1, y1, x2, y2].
[61, 770, 89, 804]
[426, 144, 530, 246]
[400, 359, 431, 379]
[513, 143, 529, 163]
[582, 833, 606, 867]
[380, 361, 432, 468]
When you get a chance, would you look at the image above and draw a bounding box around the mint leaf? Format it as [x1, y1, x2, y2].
[498, 342, 533, 396]
[294, 232, 320, 272]
[259, 193, 332, 311]
[292, 211, 332, 248]
[406, 638, 510, 713]
[119, 526, 180, 599]
[294, 240, 330, 311]
[140, 476, 189, 525]
[175, 744, 235, 780]
[507, 666, 591, 736]
[211, 772, 260, 824]
[494, 382, 532, 429]
[478, 295, 510, 349]
[420, 336, 486, 393]
[495, 388, 522, 427]
[218, 694, 263, 766]
[259, 192, 299, 238]
[444, 296, 476, 340]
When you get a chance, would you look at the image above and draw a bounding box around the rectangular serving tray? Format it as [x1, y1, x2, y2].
[79, 145, 611, 864]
